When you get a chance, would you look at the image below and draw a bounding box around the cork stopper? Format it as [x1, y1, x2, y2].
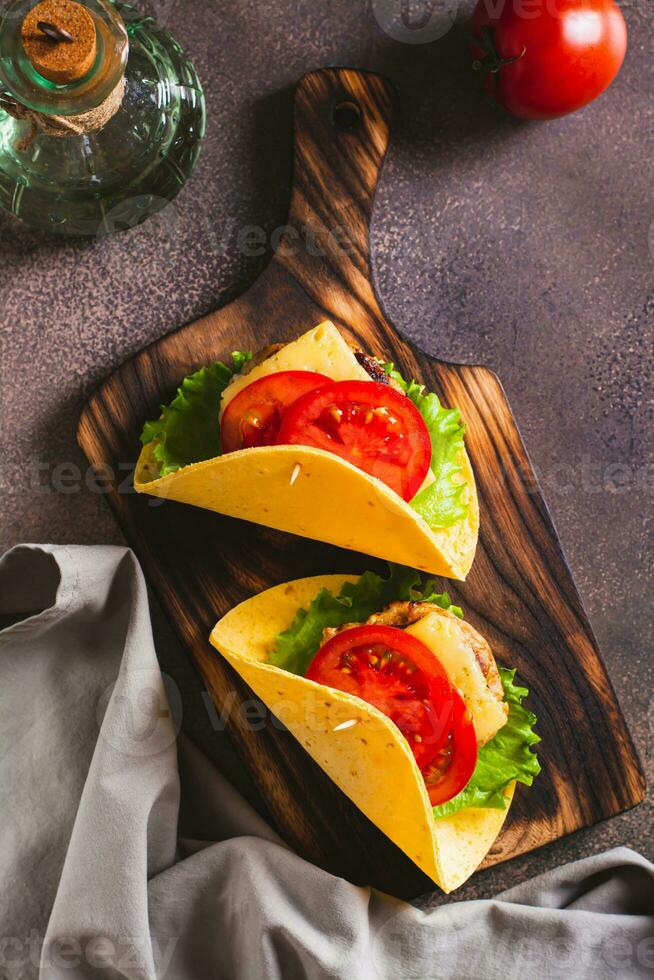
[21, 0, 96, 84]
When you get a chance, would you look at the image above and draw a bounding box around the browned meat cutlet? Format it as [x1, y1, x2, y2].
[353, 349, 391, 383]
[322, 600, 506, 706]
[353, 349, 404, 391]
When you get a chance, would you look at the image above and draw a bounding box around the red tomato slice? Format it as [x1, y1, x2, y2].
[276, 380, 432, 501]
[305, 624, 454, 770]
[221, 370, 330, 453]
[421, 691, 477, 807]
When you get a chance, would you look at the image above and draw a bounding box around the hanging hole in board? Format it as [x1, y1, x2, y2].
[332, 100, 362, 131]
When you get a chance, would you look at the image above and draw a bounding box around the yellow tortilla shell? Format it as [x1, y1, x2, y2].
[210, 574, 514, 892]
[135, 327, 479, 579]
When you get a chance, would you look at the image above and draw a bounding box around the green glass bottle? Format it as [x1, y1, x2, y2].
[0, 0, 205, 235]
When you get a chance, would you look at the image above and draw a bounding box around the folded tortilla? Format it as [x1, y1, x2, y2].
[210, 574, 514, 892]
[135, 322, 479, 580]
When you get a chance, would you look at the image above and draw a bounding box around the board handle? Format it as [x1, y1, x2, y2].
[278, 68, 396, 335]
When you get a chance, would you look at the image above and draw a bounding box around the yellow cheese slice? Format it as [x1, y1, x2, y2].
[406, 613, 507, 746]
[219, 321, 372, 416]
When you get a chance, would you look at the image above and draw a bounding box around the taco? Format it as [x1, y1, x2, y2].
[135, 321, 479, 579]
[210, 567, 540, 892]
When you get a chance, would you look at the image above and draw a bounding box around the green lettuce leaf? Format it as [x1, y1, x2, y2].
[140, 352, 252, 477]
[269, 564, 462, 677]
[432, 668, 541, 819]
[382, 363, 468, 528]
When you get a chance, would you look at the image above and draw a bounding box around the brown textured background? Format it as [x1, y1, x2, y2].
[0, 0, 652, 903]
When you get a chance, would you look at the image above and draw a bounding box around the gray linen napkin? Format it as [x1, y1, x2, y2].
[1, 544, 652, 980]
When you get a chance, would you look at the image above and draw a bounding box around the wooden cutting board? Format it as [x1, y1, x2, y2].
[78, 68, 645, 900]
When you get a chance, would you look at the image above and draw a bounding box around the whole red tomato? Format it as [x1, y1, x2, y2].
[471, 0, 628, 119]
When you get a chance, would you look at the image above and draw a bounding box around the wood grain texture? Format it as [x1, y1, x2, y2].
[77, 68, 645, 899]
